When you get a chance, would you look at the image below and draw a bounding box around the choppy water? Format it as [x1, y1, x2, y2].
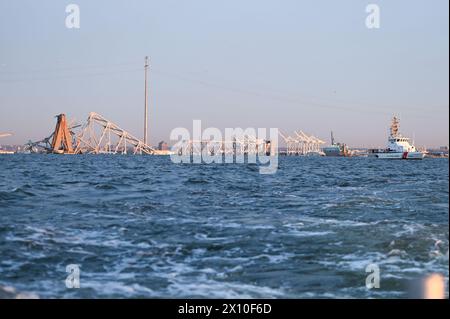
[0, 155, 448, 298]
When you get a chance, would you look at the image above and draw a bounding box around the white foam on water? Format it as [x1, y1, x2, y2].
[284, 217, 370, 229]
[387, 249, 408, 258]
[336, 252, 385, 271]
[166, 275, 285, 298]
[194, 233, 232, 242]
[81, 280, 156, 297]
[191, 248, 207, 256]
[393, 223, 426, 237]
[250, 253, 295, 264]
[286, 230, 335, 237]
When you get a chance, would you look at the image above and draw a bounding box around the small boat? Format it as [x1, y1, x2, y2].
[322, 131, 350, 157]
[368, 116, 424, 160]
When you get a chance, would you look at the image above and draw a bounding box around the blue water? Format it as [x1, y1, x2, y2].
[0, 155, 448, 298]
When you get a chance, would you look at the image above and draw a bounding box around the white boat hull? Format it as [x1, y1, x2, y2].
[369, 151, 424, 159]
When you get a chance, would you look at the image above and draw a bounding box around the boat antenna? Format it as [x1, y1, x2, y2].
[390, 116, 399, 138]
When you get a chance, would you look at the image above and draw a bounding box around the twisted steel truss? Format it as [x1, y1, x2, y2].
[74, 112, 155, 155]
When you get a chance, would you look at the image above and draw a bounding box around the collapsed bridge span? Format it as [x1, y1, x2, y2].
[26, 112, 156, 155]
[75, 112, 155, 155]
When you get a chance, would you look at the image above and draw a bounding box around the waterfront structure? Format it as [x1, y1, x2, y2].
[279, 131, 325, 156]
[172, 135, 272, 157]
[0, 133, 15, 154]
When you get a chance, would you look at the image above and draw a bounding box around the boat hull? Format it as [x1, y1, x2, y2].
[368, 151, 424, 159]
[323, 146, 349, 157]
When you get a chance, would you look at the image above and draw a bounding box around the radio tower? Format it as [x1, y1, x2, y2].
[144, 56, 149, 146]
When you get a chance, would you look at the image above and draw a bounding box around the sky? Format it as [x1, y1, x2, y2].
[0, 0, 448, 148]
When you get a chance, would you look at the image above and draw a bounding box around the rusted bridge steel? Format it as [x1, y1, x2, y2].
[51, 114, 74, 154]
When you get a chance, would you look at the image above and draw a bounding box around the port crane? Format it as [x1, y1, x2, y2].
[279, 131, 325, 155]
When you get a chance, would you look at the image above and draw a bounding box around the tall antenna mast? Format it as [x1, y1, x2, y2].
[144, 56, 149, 146]
[390, 116, 399, 138]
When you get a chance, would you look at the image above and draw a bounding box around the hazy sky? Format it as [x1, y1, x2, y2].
[0, 0, 448, 148]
